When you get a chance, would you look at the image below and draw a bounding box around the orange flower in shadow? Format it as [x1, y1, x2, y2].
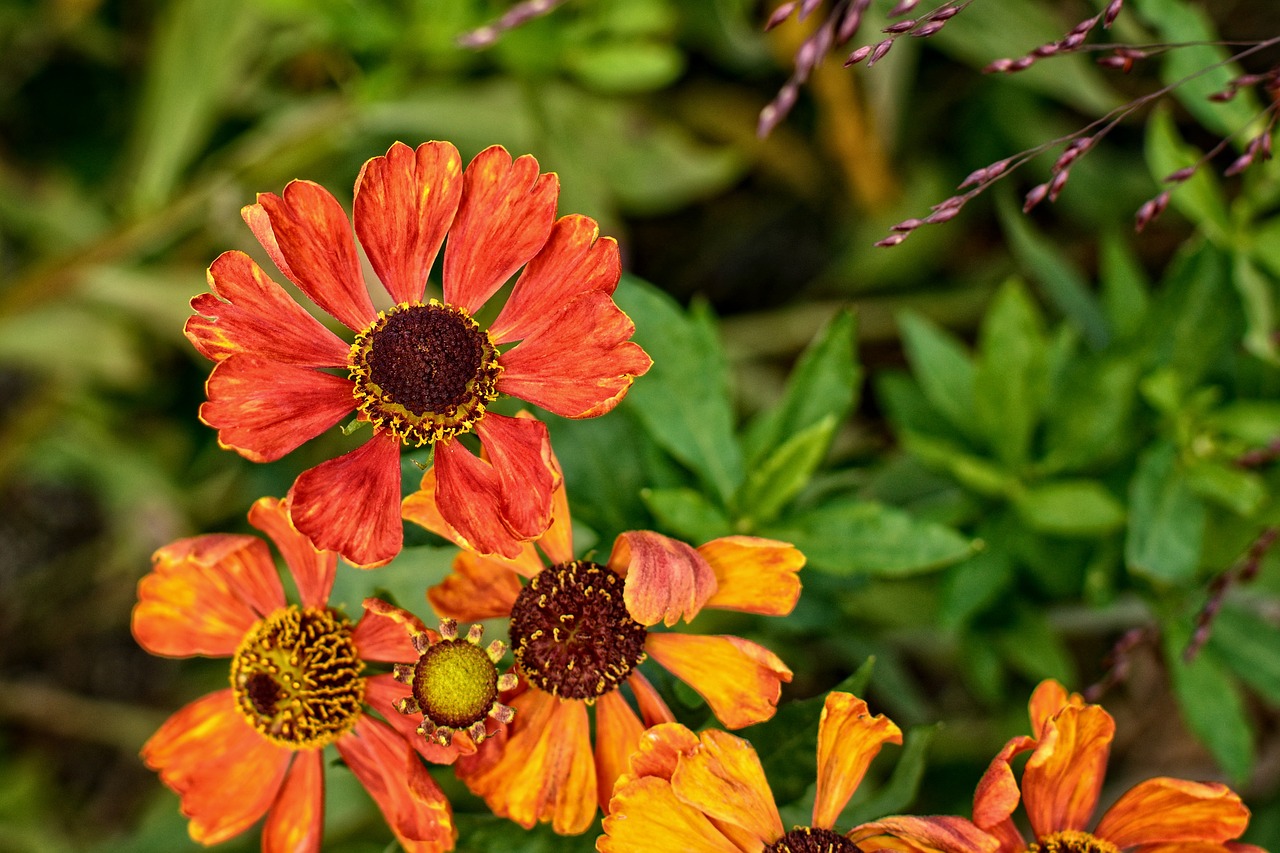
[132, 497, 481, 852]
[403, 456, 804, 835]
[598, 691, 997, 853]
[187, 141, 650, 567]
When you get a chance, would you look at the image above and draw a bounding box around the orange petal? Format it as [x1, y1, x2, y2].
[594, 689, 646, 810]
[354, 141, 462, 305]
[141, 689, 291, 845]
[187, 251, 350, 367]
[1022, 704, 1114, 838]
[1140, 845, 1249, 853]
[670, 728, 783, 844]
[442, 146, 558, 314]
[1028, 679, 1083, 737]
[971, 735, 1037, 831]
[489, 214, 621, 344]
[427, 552, 524, 621]
[200, 354, 355, 463]
[288, 432, 403, 568]
[599, 775, 744, 853]
[133, 534, 282, 657]
[645, 633, 791, 729]
[363, 673, 471, 766]
[432, 438, 523, 559]
[497, 291, 651, 418]
[457, 688, 598, 834]
[248, 496, 335, 609]
[610, 531, 717, 627]
[248, 181, 376, 331]
[263, 748, 323, 853]
[698, 536, 804, 616]
[353, 598, 427, 662]
[615, 722, 701, 790]
[813, 692, 903, 829]
[849, 816, 997, 853]
[627, 669, 677, 727]
[1094, 778, 1251, 847]
[335, 716, 456, 853]
[531, 434, 574, 565]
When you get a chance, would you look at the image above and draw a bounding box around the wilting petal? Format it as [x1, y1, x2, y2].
[610, 531, 717, 627]
[141, 689, 291, 845]
[247, 181, 376, 331]
[428, 552, 524, 621]
[187, 251, 350, 367]
[699, 536, 803, 616]
[353, 598, 428, 662]
[335, 716, 456, 853]
[442, 146, 558, 314]
[475, 413, 556, 539]
[288, 432, 403, 568]
[849, 816, 997, 853]
[971, 735, 1037, 831]
[1028, 679, 1082, 737]
[133, 534, 283, 657]
[497, 292, 650, 419]
[813, 692, 903, 829]
[647, 633, 790, 729]
[628, 670, 677, 728]
[364, 674, 471, 766]
[458, 689, 598, 834]
[615, 722, 701, 790]
[200, 354, 355, 463]
[489, 214, 621, 344]
[354, 141, 463, 305]
[263, 748, 323, 853]
[600, 776, 743, 853]
[247, 496, 335, 609]
[595, 689, 646, 810]
[670, 728, 784, 844]
[1094, 778, 1251, 847]
[1022, 704, 1114, 838]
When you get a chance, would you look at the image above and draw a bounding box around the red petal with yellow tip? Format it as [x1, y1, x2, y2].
[248, 496, 335, 609]
[813, 693, 903, 829]
[442, 146, 558, 314]
[133, 534, 283, 657]
[489, 214, 620, 344]
[248, 181, 375, 331]
[1022, 704, 1114, 838]
[646, 633, 791, 729]
[352, 599, 428, 662]
[288, 432, 403, 568]
[364, 674, 472, 766]
[187, 251, 349, 367]
[849, 816, 997, 853]
[262, 748, 323, 853]
[594, 688, 646, 810]
[141, 689, 291, 846]
[698, 536, 803, 616]
[354, 141, 463, 305]
[428, 551, 524, 621]
[1094, 778, 1251, 847]
[610, 531, 717, 627]
[200, 354, 355, 463]
[670, 728, 784, 845]
[599, 776, 744, 853]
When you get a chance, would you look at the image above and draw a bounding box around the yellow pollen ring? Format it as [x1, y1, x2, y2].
[1032, 830, 1121, 853]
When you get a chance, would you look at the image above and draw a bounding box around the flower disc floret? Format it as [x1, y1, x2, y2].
[764, 827, 862, 853]
[1032, 831, 1120, 853]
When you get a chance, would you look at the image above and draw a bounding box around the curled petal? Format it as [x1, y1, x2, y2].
[427, 552, 524, 621]
[646, 633, 791, 729]
[599, 776, 743, 853]
[610, 531, 717, 627]
[698, 536, 803, 616]
[972, 735, 1037, 830]
[354, 141, 463, 305]
[670, 728, 784, 844]
[615, 722, 701, 790]
[1022, 704, 1115, 838]
[1094, 778, 1251, 847]
[263, 748, 323, 853]
[187, 251, 349, 367]
[364, 674, 471, 766]
[1028, 679, 1082, 736]
[288, 432, 403, 568]
[594, 689, 647, 810]
[813, 693, 903, 829]
[353, 598, 429, 662]
[850, 816, 998, 853]
[248, 496, 335, 609]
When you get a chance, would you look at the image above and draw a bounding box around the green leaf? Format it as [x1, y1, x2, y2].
[1144, 108, 1231, 242]
[641, 487, 731, 543]
[566, 41, 685, 93]
[1206, 400, 1280, 446]
[1209, 606, 1280, 706]
[973, 279, 1049, 466]
[741, 310, 860, 468]
[616, 277, 744, 504]
[1184, 461, 1265, 517]
[1126, 443, 1206, 584]
[1099, 231, 1150, 341]
[1231, 254, 1279, 364]
[1014, 480, 1126, 537]
[736, 415, 837, 528]
[901, 431, 1021, 499]
[1145, 243, 1238, 385]
[844, 724, 938, 825]
[897, 311, 977, 438]
[328, 546, 455, 613]
[763, 499, 973, 576]
[1039, 356, 1140, 474]
[939, 539, 1016, 631]
[995, 607, 1076, 685]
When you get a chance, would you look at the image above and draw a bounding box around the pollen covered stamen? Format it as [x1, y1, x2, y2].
[509, 560, 648, 702]
[764, 827, 862, 853]
[1032, 831, 1121, 853]
[230, 606, 364, 749]
[349, 301, 500, 446]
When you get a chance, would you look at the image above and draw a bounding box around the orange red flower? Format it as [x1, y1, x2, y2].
[187, 140, 650, 567]
[403, 458, 804, 834]
[132, 497, 484, 852]
[598, 691, 996, 853]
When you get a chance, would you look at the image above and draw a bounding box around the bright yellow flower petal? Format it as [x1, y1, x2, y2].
[613, 722, 701, 793]
[645, 633, 791, 729]
[599, 776, 746, 853]
[698, 536, 803, 616]
[594, 689, 646, 810]
[670, 729, 784, 845]
[812, 692, 903, 829]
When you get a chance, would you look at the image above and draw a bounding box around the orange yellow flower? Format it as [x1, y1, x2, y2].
[403, 456, 804, 834]
[132, 496, 494, 852]
[186, 140, 651, 567]
[972, 679, 1260, 853]
[598, 691, 997, 853]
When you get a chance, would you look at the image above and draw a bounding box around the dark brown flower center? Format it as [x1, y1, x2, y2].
[349, 301, 500, 445]
[764, 827, 862, 853]
[509, 560, 648, 701]
[1032, 831, 1120, 853]
[230, 606, 364, 749]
